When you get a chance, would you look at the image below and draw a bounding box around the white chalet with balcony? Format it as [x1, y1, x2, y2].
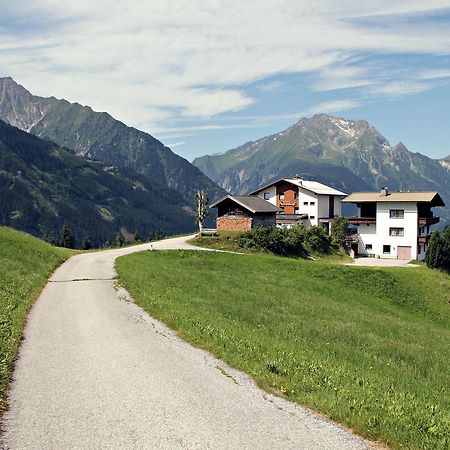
[249, 177, 347, 232]
[342, 188, 445, 260]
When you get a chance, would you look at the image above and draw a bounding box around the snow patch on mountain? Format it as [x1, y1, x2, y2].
[329, 117, 356, 137]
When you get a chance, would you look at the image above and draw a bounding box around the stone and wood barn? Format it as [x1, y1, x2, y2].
[210, 195, 280, 232]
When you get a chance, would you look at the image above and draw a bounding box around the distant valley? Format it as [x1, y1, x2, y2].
[0, 120, 195, 246]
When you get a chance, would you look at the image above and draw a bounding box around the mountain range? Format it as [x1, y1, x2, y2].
[0, 120, 195, 246]
[1, 76, 449, 237]
[0, 77, 225, 206]
[193, 114, 450, 227]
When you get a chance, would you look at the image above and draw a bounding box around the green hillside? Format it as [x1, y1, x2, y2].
[0, 120, 196, 246]
[0, 227, 73, 411]
[0, 77, 225, 207]
[117, 250, 450, 450]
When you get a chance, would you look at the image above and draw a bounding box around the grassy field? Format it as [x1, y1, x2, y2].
[188, 231, 351, 262]
[188, 231, 253, 253]
[117, 250, 450, 450]
[0, 227, 73, 411]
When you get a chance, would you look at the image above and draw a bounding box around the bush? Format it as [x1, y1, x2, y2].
[426, 227, 450, 272]
[237, 225, 332, 257]
[331, 216, 349, 249]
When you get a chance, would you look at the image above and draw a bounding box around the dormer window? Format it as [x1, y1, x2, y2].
[263, 192, 270, 200]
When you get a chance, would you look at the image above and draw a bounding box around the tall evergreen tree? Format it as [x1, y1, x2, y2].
[59, 222, 75, 249]
[331, 216, 348, 249]
[114, 232, 124, 247]
[425, 230, 445, 269]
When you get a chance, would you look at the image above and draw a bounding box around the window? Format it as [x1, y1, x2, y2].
[293, 192, 297, 199]
[390, 209, 404, 219]
[389, 227, 404, 236]
[310, 201, 316, 205]
[279, 193, 285, 200]
[295, 208, 300, 214]
[303, 201, 308, 205]
[310, 215, 315, 219]
[263, 192, 270, 200]
[383, 245, 391, 254]
[365, 244, 373, 250]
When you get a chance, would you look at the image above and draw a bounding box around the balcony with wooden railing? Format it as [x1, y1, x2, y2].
[348, 216, 376, 225]
[418, 216, 440, 226]
[418, 235, 430, 244]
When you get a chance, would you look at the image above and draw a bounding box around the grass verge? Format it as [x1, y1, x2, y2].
[188, 231, 350, 262]
[188, 231, 251, 253]
[0, 227, 73, 411]
[116, 250, 450, 450]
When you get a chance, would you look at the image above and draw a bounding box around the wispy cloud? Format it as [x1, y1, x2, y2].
[165, 141, 186, 148]
[1, 0, 450, 133]
[258, 81, 284, 92]
[418, 69, 450, 80]
[368, 81, 433, 97]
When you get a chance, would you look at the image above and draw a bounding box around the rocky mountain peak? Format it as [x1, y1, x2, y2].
[0, 77, 50, 131]
[296, 113, 384, 144]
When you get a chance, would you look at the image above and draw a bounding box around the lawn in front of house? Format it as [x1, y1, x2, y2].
[116, 250, 450, 450]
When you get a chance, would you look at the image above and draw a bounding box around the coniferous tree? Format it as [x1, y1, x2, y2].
[331, 216, 348, 249]
[81, 238, 92, 250]
[441, 227, 450, 271]
[114, 232, 124, 247]
[425, 230, 447, 269]
[59, 222, 75, 249]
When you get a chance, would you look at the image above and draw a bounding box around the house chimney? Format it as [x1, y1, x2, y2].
[380, 187, 389, 196]
[294, 174, 303, 185]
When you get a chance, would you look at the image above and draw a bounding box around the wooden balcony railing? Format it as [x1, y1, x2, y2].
[348, 217, 376, 225]
[418, 217, 440, 226]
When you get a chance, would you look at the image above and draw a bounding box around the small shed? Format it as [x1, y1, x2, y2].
[210, 195, 280, 232]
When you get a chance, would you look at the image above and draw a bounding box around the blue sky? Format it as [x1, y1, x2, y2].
[1, 1, 450, 161]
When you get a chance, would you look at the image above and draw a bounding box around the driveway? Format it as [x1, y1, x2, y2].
[347, 257, 419, 267]
[2, 235, 371, 449]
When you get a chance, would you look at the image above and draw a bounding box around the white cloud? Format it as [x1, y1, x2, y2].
[369, 81, 433, 97]
[165, 141, 186, 148]
[1, 0, 450, 133]
[258, 81, 284, 92]
[418, 69, 450, 80]
[304, 99, 362, 115]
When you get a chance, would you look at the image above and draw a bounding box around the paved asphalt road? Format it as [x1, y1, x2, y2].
[1, 236, 372, 449]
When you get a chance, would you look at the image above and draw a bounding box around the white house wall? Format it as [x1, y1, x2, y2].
[255, 182, 345, 229]
[298, 188, 319, 226]
[334, 196, 342, 216]
[357, 224, 377, 255]
[356, 201, 419, 259]
[256, 186, 277, 206]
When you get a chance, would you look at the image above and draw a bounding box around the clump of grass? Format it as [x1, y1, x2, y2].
[188, 231, 251, 253]
[0, 227, 72, 411]
[117, 250, 450, 450]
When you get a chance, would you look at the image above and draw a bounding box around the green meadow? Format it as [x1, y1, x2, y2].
[0, 227, 72, 411]
[117, 250, 450, 450]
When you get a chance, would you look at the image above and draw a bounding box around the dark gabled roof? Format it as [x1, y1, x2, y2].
[210, 195, 281, 213]
[276, 213, 308, 222]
